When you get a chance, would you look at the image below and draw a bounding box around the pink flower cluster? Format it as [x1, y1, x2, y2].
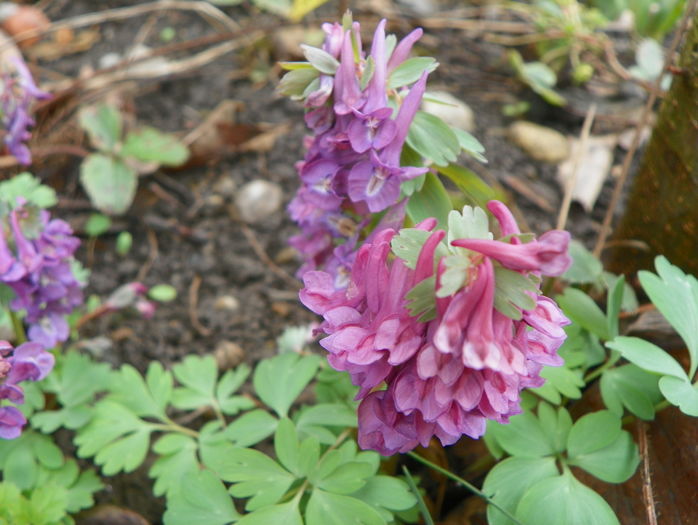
[288, 19, 429, 288]
[300, 201, 571, 455]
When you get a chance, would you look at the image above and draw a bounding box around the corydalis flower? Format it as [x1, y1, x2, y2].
[0, 340, 54, 439]
[283, 18, 429, 286]
[1, 55, 50, 165]
[301, 201, 571, 455]
[1, 201, 84, 349]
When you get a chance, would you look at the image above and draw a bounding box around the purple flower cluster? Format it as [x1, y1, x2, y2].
[0, 340, 54, 439]
[288, 19, 429, 288]
[1, 202, 83, 349]
[301, 201, 571, 455]
[1, 55, 49, 165]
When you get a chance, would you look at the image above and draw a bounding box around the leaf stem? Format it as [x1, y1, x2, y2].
[153, 419, 199, 438]
[583, 350, 620, 383]
[406, 451, 525, 525]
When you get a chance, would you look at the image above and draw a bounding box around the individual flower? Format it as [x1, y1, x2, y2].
[1, 55, 50, 165]
[0, 340, 55, 439]
[1, 201, 84, 349]
[300, 201, 572, 455]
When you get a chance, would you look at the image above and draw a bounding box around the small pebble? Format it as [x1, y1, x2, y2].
[271, 301, 291, 317]
[235, 180, 283, 224]
[214, 295, 240, 312]
[214, 341, 245, 370]
[508, 121, 570, 163]
[422, 91, 476, 133]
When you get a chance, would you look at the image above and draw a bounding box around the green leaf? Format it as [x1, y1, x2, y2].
[275, 418, 301, 476]
[298, 435, 321, 476]
[537, 403, 572, 454]
[300, 44, 339, 74]
[606, 275, 625, 339]
[237, 500, 303, 525]
[216, 364, 255, 415]
[164, 469, 239, 525]
[297, 404, 357, 430]
[436, 163, 499, 210]
[79, 104, 122, 151]
[278, 67, 320, 97]
[406, 111, 460, 167]
[26, 485, 68, 525]
[488, 411, 555, 458]
[306, 488, 385, 525]
[406, 172, 452, 230]
[516, 471, 619, 525]
[568, 431, 639, 483]
[493, 267, 538, 320]
[32, 351, 111, 432]
[562, 240, 603, 284]
[219, 448, 296, 511]
[122, 127, 189, 166]
[0, 173, 57, 209]
[606, 336, 687, 379]
[150, 434, 199, 496]
[556, 288, 610, 340]
[172, 355, 218, 410]
[452, 127, 487, 163]
[75, 400, 153, 474]
[483, 456, 558, 525]
[80, 154, 138, 215]
[657, 375, 698, 417]
[64, 468, 103, 513]
[388, 57, 438, 89]
[566, 410, 621, 458]
[85, 213, 112, 237]
[224, 409, 278, 447]
[109, 363, 171, 419]
[639, 256, 698, 376]
[315, 460, 375, 495]
[149, 284, 177, 302]
[253, 352, 320, 417]
[509, 51, 566, 106]
[391, 228, 432, 270]
[351, 475, 416, 512]
[600, 364, 661, 420]
[405, 276, 437, 322]
[535, 365, 585, 402]
[95, 427, 152, 475]
[447, 205, 492, 246]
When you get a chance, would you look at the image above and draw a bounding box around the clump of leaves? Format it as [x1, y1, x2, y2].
[78, 104, 189, 215]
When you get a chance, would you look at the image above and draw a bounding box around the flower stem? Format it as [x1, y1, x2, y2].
[406, 451, 525, 525]
[8, 310, 26, 344]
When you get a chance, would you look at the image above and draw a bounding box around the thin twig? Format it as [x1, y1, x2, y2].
[557, 103, 596, 230]
[592, 3, 697, 258]
[2, 0, 240, 50]
[137, 228, 159, 282]
[235, 218, 300, 288]
[188, 274, 212, 337]
[637, 420, 658, 525]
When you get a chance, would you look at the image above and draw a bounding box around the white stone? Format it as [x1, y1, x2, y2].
[509, 121, 570, 163]
[235, 180, 283, 223]
[422, 91, 476, 133]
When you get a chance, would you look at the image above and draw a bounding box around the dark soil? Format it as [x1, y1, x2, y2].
[4, 1, 649, 522]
